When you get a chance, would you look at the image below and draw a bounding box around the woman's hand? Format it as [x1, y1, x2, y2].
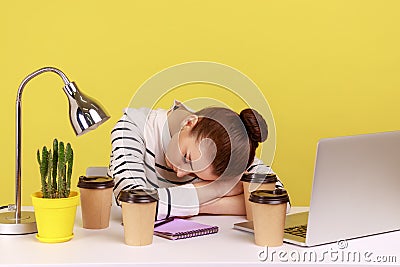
[193, 178, 243, 201]
[199, 194, 246, 215]
[224, 181, 243, 196]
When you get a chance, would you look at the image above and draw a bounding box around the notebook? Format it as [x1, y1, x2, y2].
[153, 218, 219, 240]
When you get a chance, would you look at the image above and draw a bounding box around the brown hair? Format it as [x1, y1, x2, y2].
[190, 107, 268, 178]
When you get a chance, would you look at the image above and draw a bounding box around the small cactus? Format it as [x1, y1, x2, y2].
[36, 139, 74, 198]
[37, 146, 49, 198]
[65, 143, 73, 196]
[52, 139, 58, 196]
[58, 141, 65, 197]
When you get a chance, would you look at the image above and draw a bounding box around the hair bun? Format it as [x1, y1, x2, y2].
[239, 109, 268, 143]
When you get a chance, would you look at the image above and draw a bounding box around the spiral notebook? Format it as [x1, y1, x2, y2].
[153, 218, 219, 240]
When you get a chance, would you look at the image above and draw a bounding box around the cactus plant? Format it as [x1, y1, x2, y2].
[36, 138, 74, 198]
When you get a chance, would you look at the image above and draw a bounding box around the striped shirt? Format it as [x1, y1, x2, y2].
[108, 102, 286, 220]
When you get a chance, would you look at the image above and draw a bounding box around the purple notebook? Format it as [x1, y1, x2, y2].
[153, 218, 219, 240]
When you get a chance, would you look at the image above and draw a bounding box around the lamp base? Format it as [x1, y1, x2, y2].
[0, 211, 37, 235]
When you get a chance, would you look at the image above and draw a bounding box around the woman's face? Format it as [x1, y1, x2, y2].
[165, 126, 218, 181]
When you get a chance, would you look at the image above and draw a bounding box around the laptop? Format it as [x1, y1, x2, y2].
[234, 131, 400, 246]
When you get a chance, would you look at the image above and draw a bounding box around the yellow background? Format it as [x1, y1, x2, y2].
[1, 1, 400, 206]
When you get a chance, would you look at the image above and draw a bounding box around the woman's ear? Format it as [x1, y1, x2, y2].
[181, 115, 199, 129]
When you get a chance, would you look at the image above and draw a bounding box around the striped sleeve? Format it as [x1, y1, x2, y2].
[156, 185, 199, 219]
[109, 114, 148, 203]
[246, 157, 291, 212]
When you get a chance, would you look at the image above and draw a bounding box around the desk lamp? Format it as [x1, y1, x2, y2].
[0, 67, 110, 235]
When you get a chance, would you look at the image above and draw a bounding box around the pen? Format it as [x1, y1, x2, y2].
[154, 217, 174, 228]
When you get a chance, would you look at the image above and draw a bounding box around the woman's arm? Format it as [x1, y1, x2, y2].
[193, 179, 243, 203]
[109, 112, 148, 201]
[199, 194, 246, 215]
[193, 180, 245, 215]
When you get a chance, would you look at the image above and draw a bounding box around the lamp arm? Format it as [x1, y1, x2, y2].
[14, 67, 71, 220]
[16, 67, 70, 102]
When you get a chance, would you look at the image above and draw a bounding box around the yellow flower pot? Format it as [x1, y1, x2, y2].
[31, 191, 80, 243]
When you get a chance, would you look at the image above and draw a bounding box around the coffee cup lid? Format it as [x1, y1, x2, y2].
[118, 188, 158, 203]
[77, 176, 115, 189]
[249, 189, 289, 204]
[241, 173, 278, 184]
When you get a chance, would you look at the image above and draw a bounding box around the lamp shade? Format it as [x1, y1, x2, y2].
[63, 81, 110, 136]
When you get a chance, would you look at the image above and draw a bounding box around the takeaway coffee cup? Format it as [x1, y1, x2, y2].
[77, 176, 115, 229]
[249, 189, 289, 247]
[118, 188, 158, 246]
[241, 173, 278, 221]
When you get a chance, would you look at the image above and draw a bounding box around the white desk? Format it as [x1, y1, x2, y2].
[1, 206, 399, 266]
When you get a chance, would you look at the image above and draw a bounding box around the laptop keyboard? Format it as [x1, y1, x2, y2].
[284, 225, 308, 238]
